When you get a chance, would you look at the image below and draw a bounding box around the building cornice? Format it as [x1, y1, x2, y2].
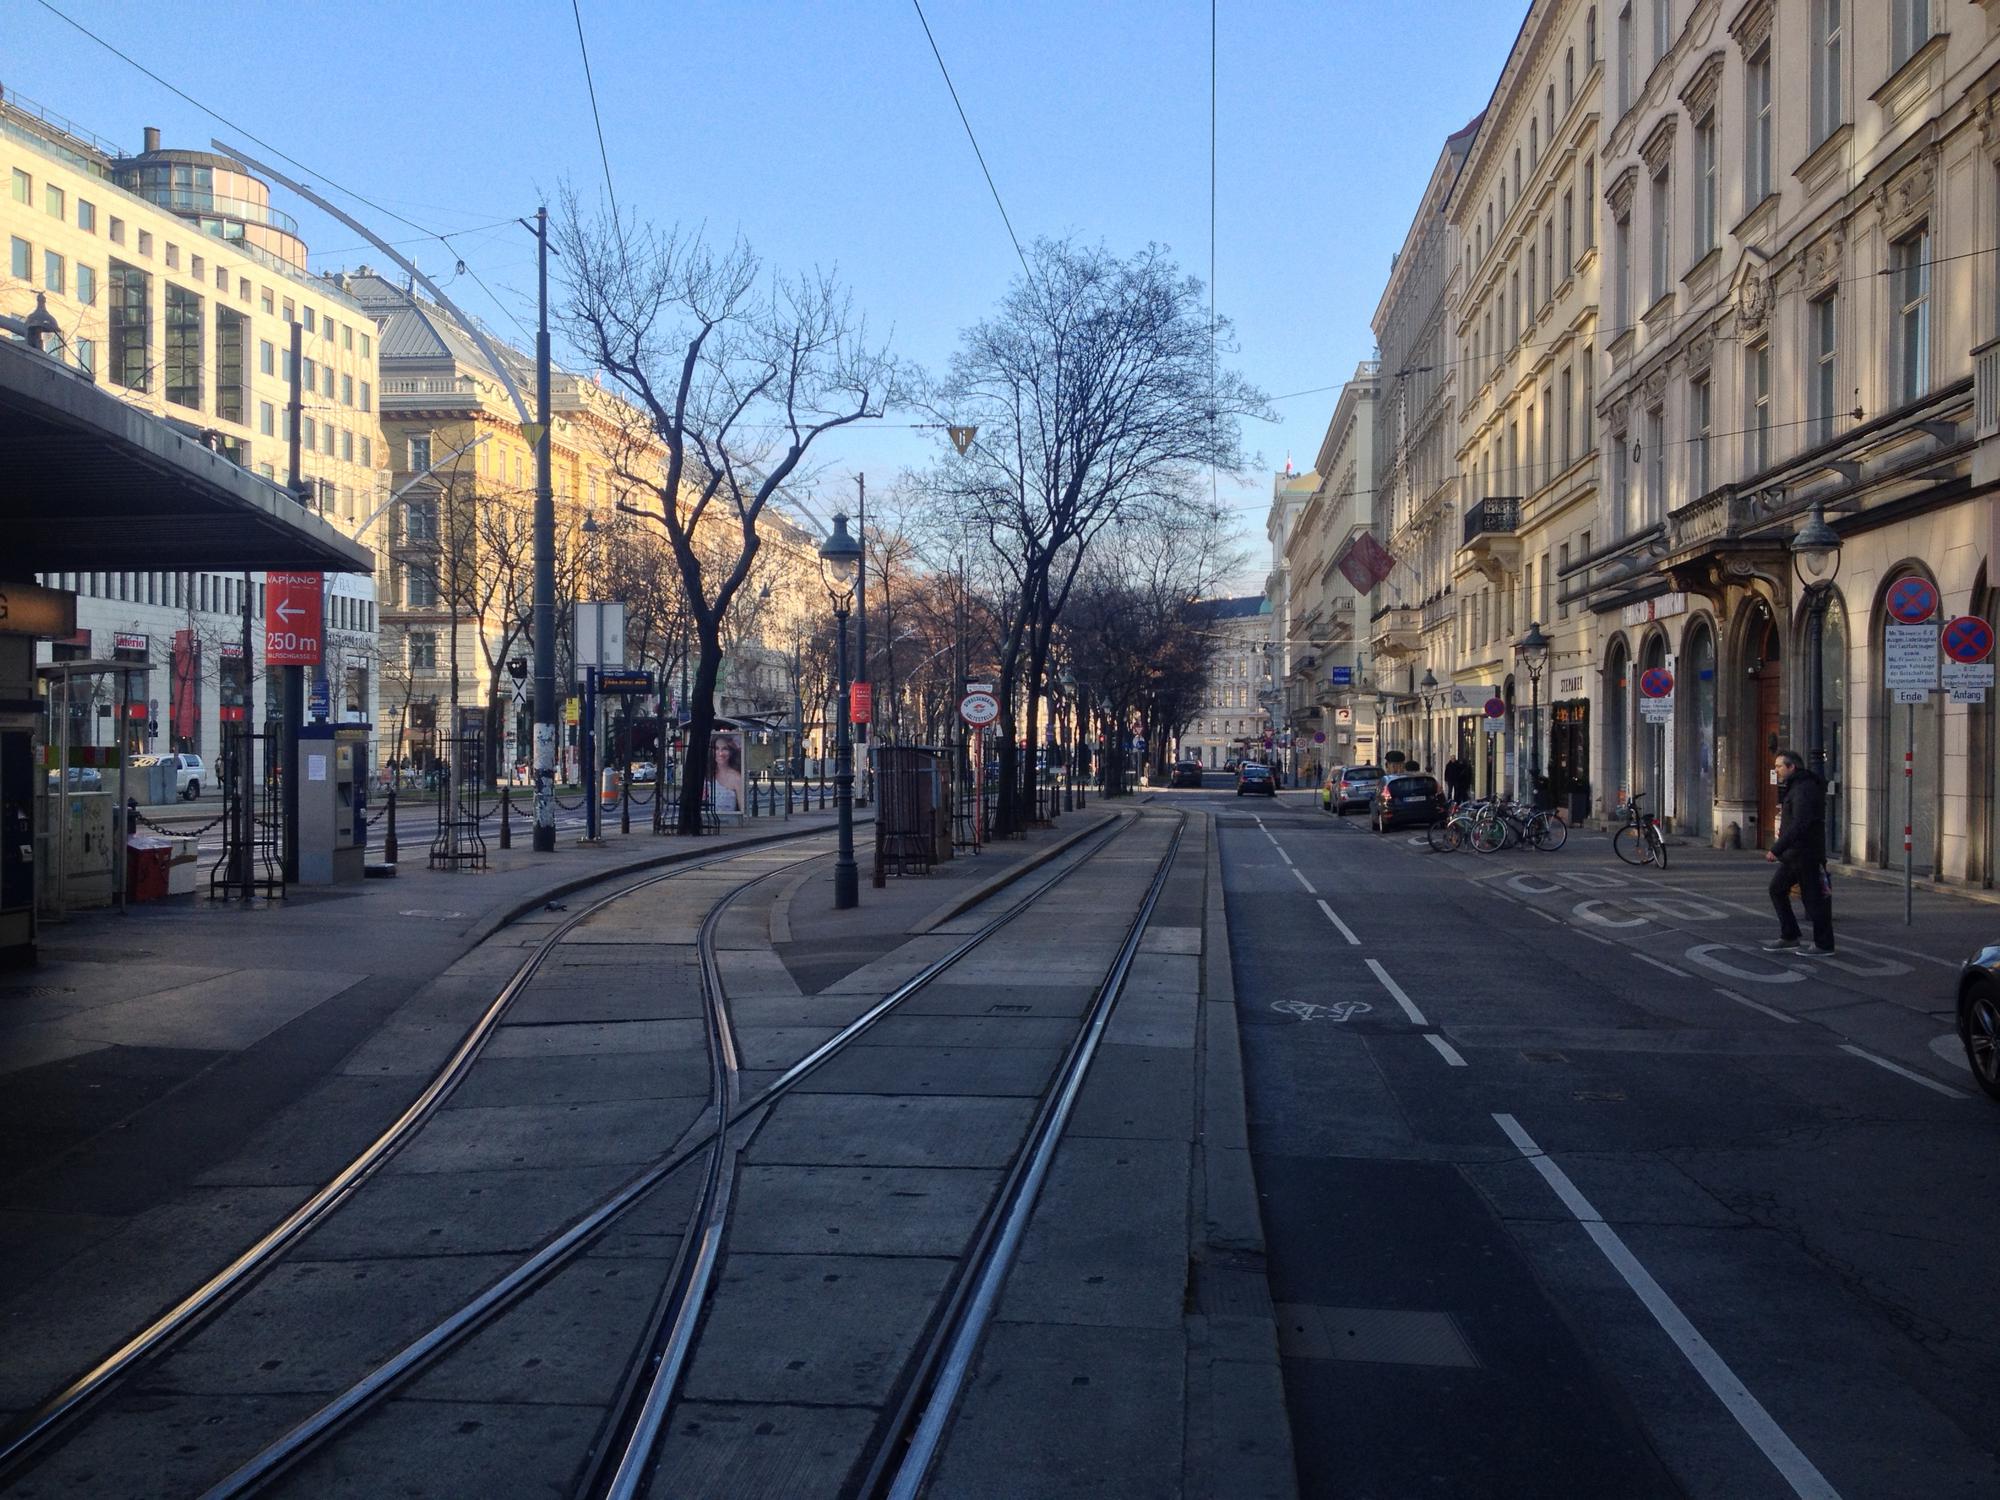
[1679, 51, 1726, 121]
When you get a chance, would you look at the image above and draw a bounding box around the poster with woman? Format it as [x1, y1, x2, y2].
[708, 730, 745, 812]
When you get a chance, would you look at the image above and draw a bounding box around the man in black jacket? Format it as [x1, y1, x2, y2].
[1764, 749, 1834, 954]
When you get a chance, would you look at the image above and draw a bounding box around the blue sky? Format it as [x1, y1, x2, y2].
[11, 0, 1527, 582]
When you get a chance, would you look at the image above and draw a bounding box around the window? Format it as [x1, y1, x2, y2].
[109, 260, 151, 392]
[341, 428, 354, 461]
[303, 307, 316, 334]
[1540, 390, 1554, 488]
[260, 401, 276, 436]
[341, 373, 353, 406]
[165, 243, 179, 270]
[1566, 49, 1576, 110]
[1893, 0, 1931, 69]
[1617, 3, 1635, 113]
[259, 339, 275, 376]
[282, 297, 295, 321]
[1693, 113, 1716, 257]
[406, 496, 438, 542]
[405, 566, 438, 609]
[1811, 0, 1843, 148]
[361, 435, 372, 465]
[1562, 190, 1575, 269]
[1747, 339, 1771, 472]
[1543, 218, 1555, 295]
[1645, 407, 1665, 522]
[361, 332, 371, 358]
[1689, 376, 1711, 496]
[1583, 162, 1596, 248]
[1547, 85, 1556, 140]
[9, 168, 28, 204]
[1810, 293, 1838, 445]
[108, 215, 124, 245]
[42, 250, 63, 295]
[323, 423, 335, 456]
[409, 435, 432, 472]
[1653, 0, 1671, 63]
[343, 324, 354, 351]
[76, 263, 95, 305]
[191, 253, 204, 282]
[1530, 121, 1540, 174]
[77, 198, 96, 233]
[1527, 249, 1537, 316]
[1613, 211, 1632, 327]
[261, 286, 274, 315]
[165, 285, 203, 409]
[8, 236, 28, 280]
[360, 380, 372, 412]
[303, 356, 316, 390]
[1510, 270, 1521, 341]
[216, 306, 247, 423]
[138, 229, 153, 257]
[1586, 6, 1598, 66]
[303, 416, 316, 449]
[322, 365, 334, 398]
[1893, 227, 1931, 404]
[239, 277, 250, 301]
[43, 183, 64, 220]
[215, 264, 226, 292]
[1648, 162, 1671, 304]
[75, 337, 95, 377]
[1746, 44, 1772, 205]
[1560, 366, 1574, 466]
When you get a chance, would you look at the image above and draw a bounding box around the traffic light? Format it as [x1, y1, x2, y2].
[508, 657, 528, 684]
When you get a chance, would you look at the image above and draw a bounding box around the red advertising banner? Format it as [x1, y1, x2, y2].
[850, 680, 873, 724]
[265, 571, 324, 666]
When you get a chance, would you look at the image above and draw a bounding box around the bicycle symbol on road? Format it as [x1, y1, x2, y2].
[1272, 999, 1374, 1023]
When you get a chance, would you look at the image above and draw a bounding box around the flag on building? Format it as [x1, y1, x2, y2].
[1334, 531, 1398, 594]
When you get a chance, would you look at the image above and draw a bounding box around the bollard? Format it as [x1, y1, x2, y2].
[621, 771, 631, 835]
[500, 788, 512, 849]
[385, 784, 398, 864]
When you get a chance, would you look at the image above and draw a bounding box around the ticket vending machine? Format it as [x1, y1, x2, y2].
[296, 723, 368, 884]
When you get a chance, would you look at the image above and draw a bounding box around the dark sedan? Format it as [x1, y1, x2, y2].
[1958, 947, 2000, 1101]
[1235, 762, 1277, 797]
[1372, 773, 1442, 833]
[1169, 761, 1206, 789]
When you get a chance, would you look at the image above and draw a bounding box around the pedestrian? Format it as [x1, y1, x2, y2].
[1764, 749, 1835, 955]
[1444, 756, 1471, 804]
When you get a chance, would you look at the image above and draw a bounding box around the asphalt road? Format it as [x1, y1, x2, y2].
[1181, 777, 2000, 1500]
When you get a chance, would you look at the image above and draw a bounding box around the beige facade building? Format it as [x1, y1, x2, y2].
[1179, 596, 1274, 770]
[4, 90, 385, 755]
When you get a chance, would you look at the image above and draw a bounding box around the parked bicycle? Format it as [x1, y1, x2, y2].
[1427, 798, 1485, 853]
[1470, 798, 1568, 854]
[1612, 793, 1668, 867]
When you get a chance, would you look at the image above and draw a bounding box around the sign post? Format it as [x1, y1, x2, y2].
[1884, 580, 1940, 924]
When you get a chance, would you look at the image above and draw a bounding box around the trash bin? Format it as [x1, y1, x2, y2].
[1568, 781, 1591, 824]
[125, 835, 172, 902]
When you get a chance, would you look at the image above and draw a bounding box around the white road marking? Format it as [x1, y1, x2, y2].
[1633, 953, 1692, 979]
[1491, 1113, 1845, 1500]
[1838, 1044, 1968, 1099]
[1573, 929, 1618, 947]
[1526, 906, 1561, 923]
[1651, 880, 1956, 971]
[1365, 959, 1428, 1026]
[1683, 944, 1805, 985]
[1714, 987, 1800, 1025]
[1275, 845, 1295, 866]
[1928, 1033, 1973, 1072]
[1574, 899, 1649, 929]
[1423, 1033, 1467, 1067]
[1316, 899, 1361, 946]
[1290, 867, 1317, 895]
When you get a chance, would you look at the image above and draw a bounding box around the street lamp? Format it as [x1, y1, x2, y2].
[1791, 500, 1842, 780]
[1419, 667, 1439, 775]
[818, 512, 863, 909]
[1057, 667, 1077, 811]
[1514, 620, 1550, 804]
[1373, 689, 1389, 766]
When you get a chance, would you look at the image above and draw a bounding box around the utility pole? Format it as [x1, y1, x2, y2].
[855, 473, 868, 803]
[530, 206, 557, 851]
[280, 318, 304, 882]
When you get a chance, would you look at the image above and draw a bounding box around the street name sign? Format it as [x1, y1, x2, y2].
[959, 690, 1000, 726]
[1329, 666, 1354, 687]
[265, 572, 324, 666]
[1884, 623, 1939, 694]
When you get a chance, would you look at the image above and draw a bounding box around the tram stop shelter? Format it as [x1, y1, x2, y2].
[0, 333, 374, 966]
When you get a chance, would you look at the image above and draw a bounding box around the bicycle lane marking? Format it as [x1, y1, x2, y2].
[1290, 866, 1318, 895]
[1316, 899, 1361, 946]
[1423, 1033, 1467, 1067]
[1491, 1112, 1846, 1500]
[1837, 1044, 1969, 1099]
[1365, 958, 1428, 1026]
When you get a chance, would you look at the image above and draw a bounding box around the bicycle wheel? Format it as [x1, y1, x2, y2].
[1530, 811, 1568, 851]
[1648, 823, 1668, 868]
[1612, 825, 1651, 865]
[1470, 811, 1506, 854]
[1426, 815, 1455, 853]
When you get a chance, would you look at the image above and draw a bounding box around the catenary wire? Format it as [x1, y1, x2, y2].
[569, 0, 625, 233]
[911, 0, 1035, 286]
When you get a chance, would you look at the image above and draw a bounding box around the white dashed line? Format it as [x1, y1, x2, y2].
[1290, 867, 1317, 895]
[1838, 1044, 1968, 1099]
[1423, 1033, 1467, 1067]
[1714, 987, 1799, 1024]
[1275, 845, 1295, 866]
[1365, 958, 1429, 1026]
[1633, 952, 1692, 979]
[1315, 899, 1360, 946]
[1491, 1113, 1844, 1500]
[1526, 906, 1561, 923]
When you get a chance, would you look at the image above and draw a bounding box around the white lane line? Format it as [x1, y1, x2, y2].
[1423, 1033, 1467, 1067]
[1491, 1113, 1844, 1500]
[1365, 958, 1428, 1026]
[1573, 929, 1618, 947]
[1715, 987, 1800, 1025]
[1634, 952, 1692, 979]
[1275, 845, 1295, 866]
[1315, 899, 1361, 946]
[1838, 1044, 1968, 1099]
[1291, 867, 1318, 895]
[1526, 906, 1561, 924]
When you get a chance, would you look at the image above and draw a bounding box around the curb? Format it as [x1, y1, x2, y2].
[905, 812, 1121, 935]
[1187, 809, 1297, 1500]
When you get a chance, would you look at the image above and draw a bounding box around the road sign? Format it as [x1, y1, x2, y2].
[1884, 622, 1940, 692]
[1329, 666, 1354, 687]
[1943, 615, 1994, 664]
[1886, 576, 1939, 624]
[1942, 660, 1994, 700]
[1894, 688, 1932, 704]
[959, 690, 1000, 726]
[597, 669, 654, 694]
[1483, 716, 1505, 735]
[265, 572, 324, 665]
[1483, 696, 1506, 719]
[308, 677, 330, 719]
[1334, 707, 1353, 725]
[1313, 731, 1326, 744]
[850, 681, 873, 724]
[1640, 695, 1674, 723]
[1640, 667, 1675, 698]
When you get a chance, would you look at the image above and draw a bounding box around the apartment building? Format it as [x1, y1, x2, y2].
[1449, 0, 1605, 802]
[1577, 0, 2000, 881]
[1264, 464, 1317, 777]
[3, 89, 384, 755]
[1291, 365, 1380, 765]
[1179, 596, 1274, 770]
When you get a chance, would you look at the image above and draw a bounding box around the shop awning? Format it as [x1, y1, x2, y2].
[0, 336, 374, 575]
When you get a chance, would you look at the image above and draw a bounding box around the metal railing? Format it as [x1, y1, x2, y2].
[1976, 338, 2000, 441]
[1461, 497, 1522, 547]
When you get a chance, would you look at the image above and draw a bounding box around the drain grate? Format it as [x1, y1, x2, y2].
[987, 1004, 1031, 1014]
[1275, 1304, 1479, 1368]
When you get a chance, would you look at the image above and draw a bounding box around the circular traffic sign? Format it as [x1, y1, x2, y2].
[1887, 576, 1940, 624]
[1313, 731, 1326, 744]
[1483, 696, 1506, 719]
[1640, 667, 1675, 698]
[958, 690, 1000, 727]
[1943, 615, 1995, 664]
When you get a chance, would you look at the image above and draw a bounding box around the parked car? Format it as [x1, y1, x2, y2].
[1373, 772, 1442, 833]
[1957, 946, 2000, 1101]
[164, 752, 206, 799]
[45, 766, 104, 792]
[1324, 764, 1383, 815]
[1169, 761, 1205, 789]
[629, 761, 658, 785]
[1236, 762, 1276, 797]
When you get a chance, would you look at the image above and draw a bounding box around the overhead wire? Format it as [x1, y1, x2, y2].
[910, 0, 1035, 286]
[568, 0, 625, 233]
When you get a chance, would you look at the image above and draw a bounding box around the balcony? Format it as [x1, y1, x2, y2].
[1457, 496, 1522, 582]
[380, 374, 487, 412]
[1664, 487, 1754, 555]
[1422, 587, 1454, 634]
[1977, 338, 2000, 442]
[1369, 603, 1421, 659]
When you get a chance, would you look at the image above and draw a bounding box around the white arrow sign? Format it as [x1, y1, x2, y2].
[274, 599, 303, 624]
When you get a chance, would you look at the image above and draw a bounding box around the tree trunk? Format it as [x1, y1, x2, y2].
[677, 622, 724, 835]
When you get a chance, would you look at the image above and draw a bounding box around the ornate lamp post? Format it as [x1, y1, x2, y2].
[1514, 620, 1551, 804]
[1791, 500, 1843, 781]
[818, 513, 863, 909]
[1373, 689, 1389, 766]
[1419, 667, 1439, 774]
[1057, 667, 1077, 811]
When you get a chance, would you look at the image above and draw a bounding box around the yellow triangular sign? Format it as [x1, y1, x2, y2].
[520, 421, 548, 449]
[948, 425, 977, 456]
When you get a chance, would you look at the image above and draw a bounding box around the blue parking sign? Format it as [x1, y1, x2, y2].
[1330, 666, 1353, 687]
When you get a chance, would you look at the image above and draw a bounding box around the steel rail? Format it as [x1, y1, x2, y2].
[0, 828, 836, 1486]
[868, 810, 1188, 1500]
[195, 810, 1140, 1498]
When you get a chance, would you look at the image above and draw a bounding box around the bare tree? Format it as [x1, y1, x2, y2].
[921, 237, 1265, 833]
[558, 197, 900, 833]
